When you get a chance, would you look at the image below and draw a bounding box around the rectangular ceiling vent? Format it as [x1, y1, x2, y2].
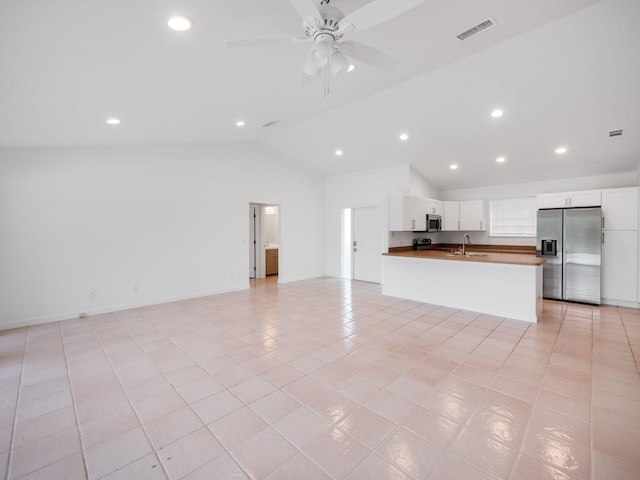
[457, 18, 496, 41]
[609, 129, 623, 137]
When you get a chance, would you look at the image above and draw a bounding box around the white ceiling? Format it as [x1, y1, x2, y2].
[1, 0, 638, 190]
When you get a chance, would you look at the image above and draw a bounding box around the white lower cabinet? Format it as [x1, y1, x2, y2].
[602, 230, 638, 304]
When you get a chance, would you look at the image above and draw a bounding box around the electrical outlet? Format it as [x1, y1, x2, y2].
[132, 285, 139, 293]
[90, 289, 97, 299]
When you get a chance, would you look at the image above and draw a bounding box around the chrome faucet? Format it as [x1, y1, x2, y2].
[462, 234, 471, 255]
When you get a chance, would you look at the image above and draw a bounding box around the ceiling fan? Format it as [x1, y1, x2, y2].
[224, 0, 427, 91]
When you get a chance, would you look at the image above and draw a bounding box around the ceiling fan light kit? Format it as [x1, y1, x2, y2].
[224, 0, 427, 95]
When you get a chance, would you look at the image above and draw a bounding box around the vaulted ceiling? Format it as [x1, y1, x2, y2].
[1, 0, 638, 189]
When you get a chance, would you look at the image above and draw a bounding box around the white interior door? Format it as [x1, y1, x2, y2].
[352, 206, 382, 283]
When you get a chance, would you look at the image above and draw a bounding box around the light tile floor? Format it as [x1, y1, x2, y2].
[1, 277, 639, 479]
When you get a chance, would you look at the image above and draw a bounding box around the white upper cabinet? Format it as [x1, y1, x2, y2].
[442, 200, 486, 231]
[425, 199, 443, 216]
[536, 192, 569, 209]
[536, 190, 601, 209]
[460, 200, 486, 231]
[408, 196, 427, 231]
[443, 201, 460, 231]
[569, 189, 602, 207]
[601, 187, 638, 230]
[389, 193, 427, 231]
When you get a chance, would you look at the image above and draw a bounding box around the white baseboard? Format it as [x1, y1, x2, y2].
[601, 298, 640, 309]
[276, 273, 324, 284]
[0, 283, 249, 332]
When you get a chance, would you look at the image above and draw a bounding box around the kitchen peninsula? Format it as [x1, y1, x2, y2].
[382, 246, 546, 323]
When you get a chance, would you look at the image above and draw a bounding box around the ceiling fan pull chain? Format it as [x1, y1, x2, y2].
[322, 52, 330, 97]
[323, 64, 329, 97]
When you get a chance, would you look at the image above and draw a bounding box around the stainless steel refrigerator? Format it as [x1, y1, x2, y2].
[536, 207, 602, 304]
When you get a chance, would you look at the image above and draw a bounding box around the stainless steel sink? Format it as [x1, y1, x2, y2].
[445, 251, 488, 257]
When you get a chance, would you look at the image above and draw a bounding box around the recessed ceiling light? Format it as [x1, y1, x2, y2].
[235, 120, 246, 127]
[491, 109, 503, 118]
[399, 133, 409, 141]
[555, 146, 568, 154]
[335, 149, 343, 156]
[496, 156, 506, 163]
[347, 65, 356, 72]
[106, 118, 121, 125]
[167, 15, 193, 31]
[449, 164, 458, 170]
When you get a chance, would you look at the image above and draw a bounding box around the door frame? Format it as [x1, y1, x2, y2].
[349, 205, 383, 283]
[249, 202, 280, 280]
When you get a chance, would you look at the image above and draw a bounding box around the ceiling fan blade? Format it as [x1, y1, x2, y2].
[225, 36, 309, 48]
[339, 41, 398, 71]
[288, 0, 323, 22]
[340, 0, 426, 33]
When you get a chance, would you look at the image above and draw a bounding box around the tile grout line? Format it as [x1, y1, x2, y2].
[119, 308, 256, 478]
[4, 327, 28, 480]
[589, 306, 596, 480]
[506, 302, 566, 480]
[5, 279, 638, 479]
[618, 306, 640, 376]
[58, 320, 93, 480]
[83, 313, 171, 480]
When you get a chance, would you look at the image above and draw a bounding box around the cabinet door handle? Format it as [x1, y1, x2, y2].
[412, 219, 415, 229]
[602, 232, 604, 244]
[457, 220, 460, 230]
[602, 217, 605, 228]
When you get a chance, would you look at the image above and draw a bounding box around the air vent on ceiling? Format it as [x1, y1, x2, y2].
[456, 18, 496, 41]
[609, 129, 623, 137]
[262, 120, 280, 128]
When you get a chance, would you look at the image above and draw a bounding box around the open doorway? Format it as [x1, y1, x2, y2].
[341, 206, 382, 283]
[249, 203, 280, 281]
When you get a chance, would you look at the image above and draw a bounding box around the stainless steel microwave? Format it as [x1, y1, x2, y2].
[426, 214, 442, 232]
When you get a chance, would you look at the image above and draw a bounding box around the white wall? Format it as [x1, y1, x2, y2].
[325, 165, 412, 279]
[263, 206, 279, 246]
[409, 167, 441, 199]
[0, 143, 325, 329]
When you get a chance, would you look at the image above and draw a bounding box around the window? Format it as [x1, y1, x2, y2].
[490, 197, 536, 237]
